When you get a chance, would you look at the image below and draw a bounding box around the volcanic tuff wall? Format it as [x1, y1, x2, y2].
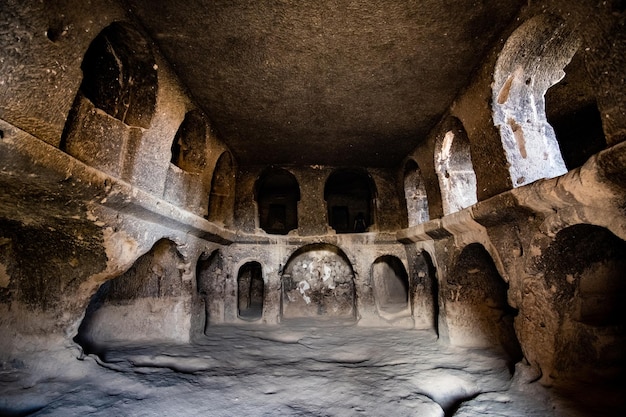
[0, 0, 625, 392]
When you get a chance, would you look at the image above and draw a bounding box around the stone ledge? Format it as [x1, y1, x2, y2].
[0, 119, 235, 245]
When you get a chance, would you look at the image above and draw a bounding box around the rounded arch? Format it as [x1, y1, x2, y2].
[196, 249, 226, 328]
[540, 224, 626, 382]
[237, 261, 264, 321]
[281, 243, 356, 320]
[493, 14, 580, 186]
[170, 110, 208, 173]
[208, 151, 236, 226]
[324, 168, 376, 233]
[254, 167, 300, 235]
[77, 21, 157, 128]
[59, 21, 157, 175]
[443, 243, 522, 369]
[74, 239, 185, 352]
[407, 247, 439, 333]
[434, 117, 478, 215]
[403, 159, 430, 226]
[371, 255, 409, 314]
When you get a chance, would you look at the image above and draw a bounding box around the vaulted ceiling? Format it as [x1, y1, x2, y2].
[127, 0, 525, 167]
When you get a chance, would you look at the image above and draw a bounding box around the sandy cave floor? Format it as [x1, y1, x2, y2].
[0, 321, 613, 417]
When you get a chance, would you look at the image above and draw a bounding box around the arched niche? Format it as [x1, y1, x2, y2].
[170, 110, 208, 173]
[407, 247, 439, 333]
[75, 239, 185, 352]
[281, 243, 356, 320]
[493, 14, 580, 186]
[254, 167, 300, 235]
[196, 250, 226, 327]
[544, 52, 607, 170]
[403, 160, 429, 226]
[237, 262, 264, 321]
[68, 21, 156, 130]
[59, 22, 157, 177]
[324, 169, 376, 233]
[540, 224, 626, 382]
[434, 118, 478, 215]
[208, 152, 236, 226]
[371, 256, 409, 314]
[443, 244, 522, 369]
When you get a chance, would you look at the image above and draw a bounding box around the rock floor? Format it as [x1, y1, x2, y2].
[0, 321, 615, 416]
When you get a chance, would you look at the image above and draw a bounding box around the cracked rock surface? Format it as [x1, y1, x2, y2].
[1, 322, 564, 416]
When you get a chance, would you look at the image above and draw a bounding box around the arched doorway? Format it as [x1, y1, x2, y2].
[60, 22, 157, 177]
[237, 262, 264, 321]
[170, 110, 207, 173]
[208, 152, 236, 226]
[254, 167, 300, 235]
[281, 244, 356, 320]
[540, 224, 626, 383]
[434, 118, 478, 215]
[406, 247, 439, 333]
[196, 250, 226, 327]
[371, 255, 409, 314]
[75, 239, 185, 351]
[403, 160, 429, 227]
[442, 244, 522, 369]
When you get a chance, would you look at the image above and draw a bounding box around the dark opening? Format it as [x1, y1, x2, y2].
[196, 250, 224, 330]
[324, 169, 374, 233]
[255, 168, 300, 235]
[331, 206, 349, 232]
[79, 22, 157, 128]
[237, 262, 264, 321]
[545, 53, 607, 170]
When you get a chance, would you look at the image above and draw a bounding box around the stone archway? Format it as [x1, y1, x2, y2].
[403, 160, 429, 227]
[441, 243, 522, 369]
[371, 255, 410, 315]
[281, 244, 356, 320]
[254, 167, 300, 235]
[434, 117, 478, 215]
[539, 224, 626, 383]
[75, 239, 188, 352]
[207, 152, 236, 226]
[170, 110, 207, 173]
[59, 21, 157, 178]
[237, 261, 264, 321]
